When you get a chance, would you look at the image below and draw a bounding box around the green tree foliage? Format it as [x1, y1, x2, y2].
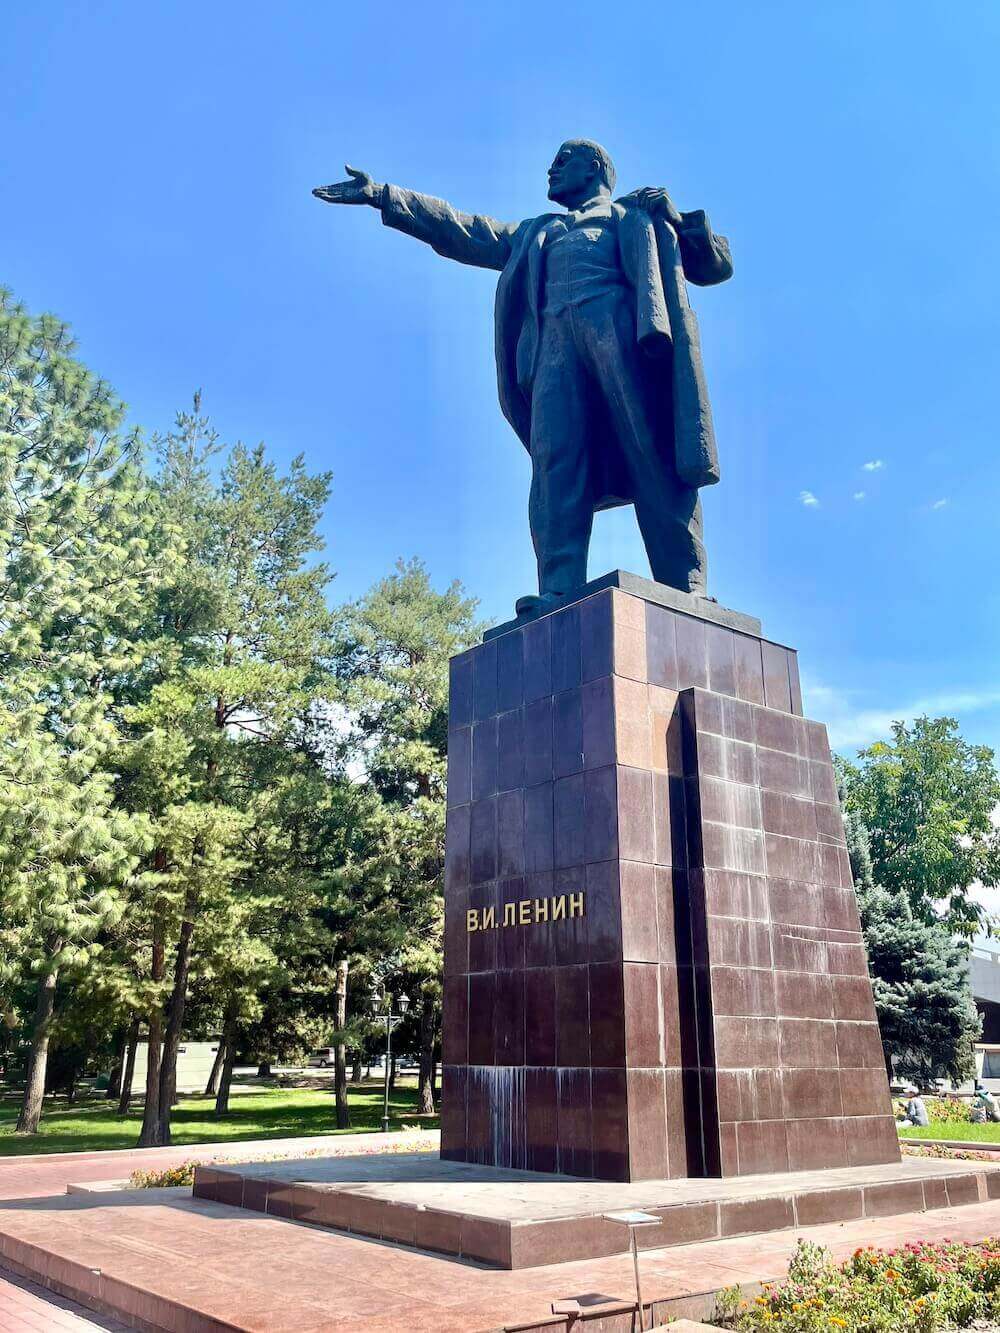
[857, 882, 980, 1084]
[0, 290, 159, 1131]
[332, 560, 480, 1112]
[840, 716, 1000, 937]
[839, 772, 981, 1084]
[114, 401, 338, 1145]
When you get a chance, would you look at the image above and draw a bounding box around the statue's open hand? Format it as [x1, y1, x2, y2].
[312, 165, 381, 206]
[630, 187, 683, 229]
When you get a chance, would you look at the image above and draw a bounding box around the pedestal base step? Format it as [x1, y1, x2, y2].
[193, 1151, 1000, 1270]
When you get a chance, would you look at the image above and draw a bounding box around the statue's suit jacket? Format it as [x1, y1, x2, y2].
[380, 185, 732, 509]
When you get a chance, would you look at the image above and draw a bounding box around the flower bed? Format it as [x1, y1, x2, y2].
[715, 1237, 1000, 1331]
[128, 1131, 439, 1189]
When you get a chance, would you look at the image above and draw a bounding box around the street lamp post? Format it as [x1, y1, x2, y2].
[374, 988, 409, 1133]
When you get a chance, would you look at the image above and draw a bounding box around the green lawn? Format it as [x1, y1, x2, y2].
[0, 1081, 438, 1157]
[898, 1120, 1000, 1144]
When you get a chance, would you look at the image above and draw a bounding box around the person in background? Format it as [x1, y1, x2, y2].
[900, 1087, 930, 1128]
[974, 1081, 1000, 1122]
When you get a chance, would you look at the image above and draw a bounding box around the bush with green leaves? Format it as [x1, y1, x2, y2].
[716, 1237, 1000, 1331]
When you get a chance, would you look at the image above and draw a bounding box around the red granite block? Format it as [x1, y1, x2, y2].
[556, 1067, 593, 1178]
[497, 628, 524, 712]
[863, 1180, 926, 1218]
[523, 695, 553, 786]
[711, 965, 776, 1018]
[761, 642, 792, 713]
[646, 604, 678, 688]
[524, 967, 556, 1064]
[847, 1116, 901, 1166]
[591, 1066, 630, 1180]
[448, 726, 472, 807]
[450, 650, 474, 726]
[522, 615, 552, 703]
[581, 590, 614, 682]
[789, 1119, 848, 1173]
[494, 969, 525, 1066]
[414, 1207, 463, 1256]
[946, 1173, 984, 1206]
[554, 772, 586, 869]
[587, 858, 623, 962]
[524, 781, 554, 873]
[627, 1068, 668, 1179]
[473, 638, 498, 721]
[556, 965, 591, 1066]
[782, 1068, 844, 1119]
[835, 1021, 886, 1069]
[706, 623, 736, 697]
[589, 961, 626, 1067]
[757, 748, 812, 799]
[439, 1064, 467, 1154]
[832, 974, 878, 1022]
[582, 675, 615, 770]
[736, 1119, 790, 1174]
[716, 1068, 783, 1122]
[839, 1066, 892, 1117]
[552, 603, 582, 693]
[714, 1016, 779, 1068]
[675, 615, 708, 690]
[778, 1018, 838, 1069]
[770, 927, 825, 974]
[525, 1067, 558, 1173]
[468, 972, 496, 1064]
[497, 708, 524, 793]
[720, 1195, 794, 1237]
[624, 962, 662, 1066]
[620, 860, 658, 962]
[794, 1186, 863, 1226]
[442, 974, 468, 1064]
[460, 1215, 511, 1267]
[774, 971, 834, 1021]
[733, 633, 765, 705]
[656, 866, 680, 965]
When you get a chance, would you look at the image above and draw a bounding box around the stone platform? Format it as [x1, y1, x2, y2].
[192, 1150, 1000, 1270]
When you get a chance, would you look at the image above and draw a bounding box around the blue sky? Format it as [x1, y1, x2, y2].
[3, 1, 999, 756]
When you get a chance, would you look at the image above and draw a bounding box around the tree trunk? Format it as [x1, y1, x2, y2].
[257, 1060, 272, 1078]
[15, 957, 60, 1134]
[106, 1026, 127, 1099]
[138, 905, 166, 1146]
[156, 897, 196, 1146]
[350, 1055, 363, 1083]
[204, 1036, 226, 1097]
[215, 1002, 238, 1117]
[334, 958, 351, 1129]
[417, 992, 436, 1115]
[389, 1051, 397, 1092]
[118, 1017, 140, 1116]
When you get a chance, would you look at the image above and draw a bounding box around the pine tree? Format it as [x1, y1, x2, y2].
[0, 290, 160, 1132]
[839, 769, 981, 1084]
[332, 560, 480, 1114]
[116, 400, 336, 1145]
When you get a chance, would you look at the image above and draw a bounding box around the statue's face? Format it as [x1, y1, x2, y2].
[547, 143, 598, 205]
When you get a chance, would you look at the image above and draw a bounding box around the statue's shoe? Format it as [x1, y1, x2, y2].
[514, 591, 567, 620]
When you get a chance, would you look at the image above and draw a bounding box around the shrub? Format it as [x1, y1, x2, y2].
[925, 1097, 973, 1125]
[715, 1237, 1000, 1331]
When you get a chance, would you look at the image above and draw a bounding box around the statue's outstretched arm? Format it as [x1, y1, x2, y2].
[314, 166, 518, 273]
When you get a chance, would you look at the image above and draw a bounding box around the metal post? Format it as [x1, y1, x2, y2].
[631, 1226, 645, 1332]
[381, 1006, 392, 1133]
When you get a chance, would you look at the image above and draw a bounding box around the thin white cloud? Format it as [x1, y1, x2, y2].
[853, 491, 866, 501]
[931, 498, 949, 510]
[799, 490, 820, 508]
[803, 680, 1000, 752]
[862, 459, 885, 472]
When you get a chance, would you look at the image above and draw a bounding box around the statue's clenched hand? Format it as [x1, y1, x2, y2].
[312, 165, 382, 206]
[629, 187, 683, 229]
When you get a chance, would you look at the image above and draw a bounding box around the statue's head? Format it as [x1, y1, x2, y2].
[547, 140, 616, 207]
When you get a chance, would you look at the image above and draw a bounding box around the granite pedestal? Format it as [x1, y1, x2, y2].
[441, 572, 898, 1181]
